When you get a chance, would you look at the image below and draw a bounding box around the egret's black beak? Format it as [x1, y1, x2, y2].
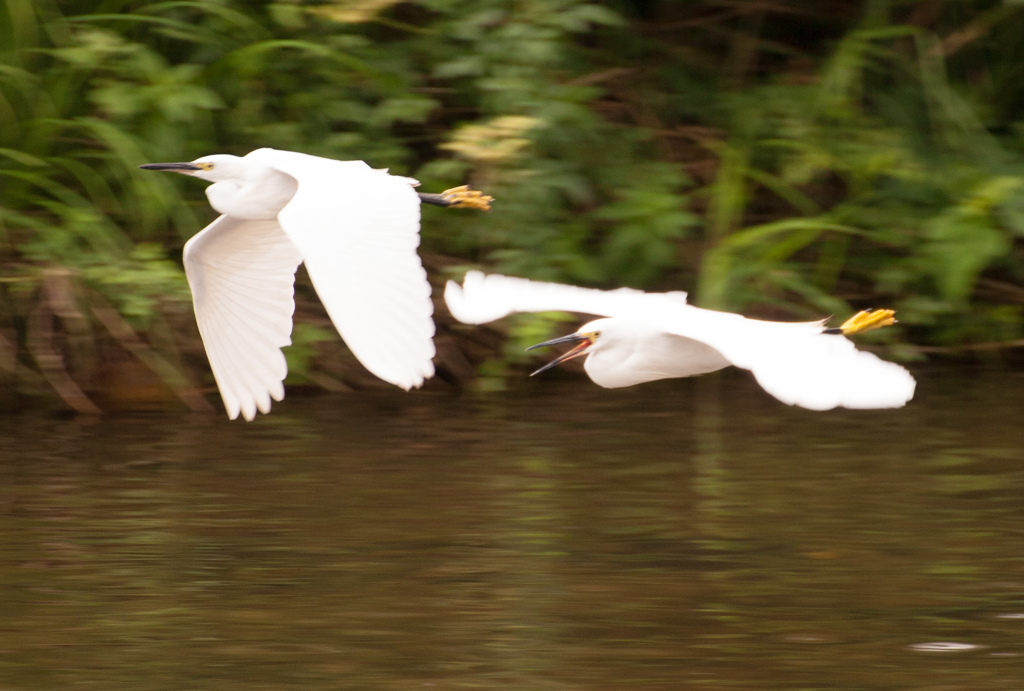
[526, 333, 593, 376]
[139, 162, 202, 173]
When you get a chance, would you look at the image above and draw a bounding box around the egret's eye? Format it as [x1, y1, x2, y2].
[195, 162, 214, 171]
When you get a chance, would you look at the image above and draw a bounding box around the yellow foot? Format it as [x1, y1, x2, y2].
[836, 308, 897, 336]
[440, 185, 494, 211]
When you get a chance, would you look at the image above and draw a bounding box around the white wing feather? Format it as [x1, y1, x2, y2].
[184, 216, 303, 421]
[445, 272, 915, 410]
[444, 270, 686, 323]
[252, 149, 435, 390]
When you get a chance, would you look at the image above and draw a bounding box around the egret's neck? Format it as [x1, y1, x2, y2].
[205, 165, 298, 220]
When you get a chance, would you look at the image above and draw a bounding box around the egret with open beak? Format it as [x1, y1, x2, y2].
[446, 272, 914, 411]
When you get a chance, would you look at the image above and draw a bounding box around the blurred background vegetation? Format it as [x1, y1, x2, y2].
[2, 0, 1023, 411]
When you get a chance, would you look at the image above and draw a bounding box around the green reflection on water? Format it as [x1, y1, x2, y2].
[1, 371, 1023, 689]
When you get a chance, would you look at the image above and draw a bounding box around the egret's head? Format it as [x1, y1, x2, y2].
[526, 319, 606, 376]
[139, 154, 242, 182]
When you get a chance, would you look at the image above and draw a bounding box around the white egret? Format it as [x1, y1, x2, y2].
[445, 271, 915, 410]
[141, 148, 491, 420]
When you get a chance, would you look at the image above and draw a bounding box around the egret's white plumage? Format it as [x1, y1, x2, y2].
[143, 148, 435, 420]
[445, 271, 916, 410]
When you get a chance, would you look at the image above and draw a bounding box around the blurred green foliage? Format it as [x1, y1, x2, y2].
[2, 0, 1024, 406]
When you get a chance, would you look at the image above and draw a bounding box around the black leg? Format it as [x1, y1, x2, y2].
[419, 193, 456, 207]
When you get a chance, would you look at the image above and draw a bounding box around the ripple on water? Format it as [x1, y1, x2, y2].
[909, 642, 984, 652]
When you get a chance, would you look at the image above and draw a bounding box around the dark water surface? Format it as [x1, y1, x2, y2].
[1, 370, 1023, 689]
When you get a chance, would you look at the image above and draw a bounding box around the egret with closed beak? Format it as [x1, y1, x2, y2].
[141, 148, 491, 420]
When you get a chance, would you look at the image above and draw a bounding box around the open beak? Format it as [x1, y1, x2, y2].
[526, 333, 593, 376]
[138, 162, 202, 174]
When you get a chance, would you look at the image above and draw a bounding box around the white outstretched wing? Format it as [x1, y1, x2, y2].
[444, 271, 686, 324]
[664, 310, 916, 410]
[445, 272, 915, 410]
[184, 215, 303, 421]
[743, 334, 916, 410]
[250, 148, 435, 390]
